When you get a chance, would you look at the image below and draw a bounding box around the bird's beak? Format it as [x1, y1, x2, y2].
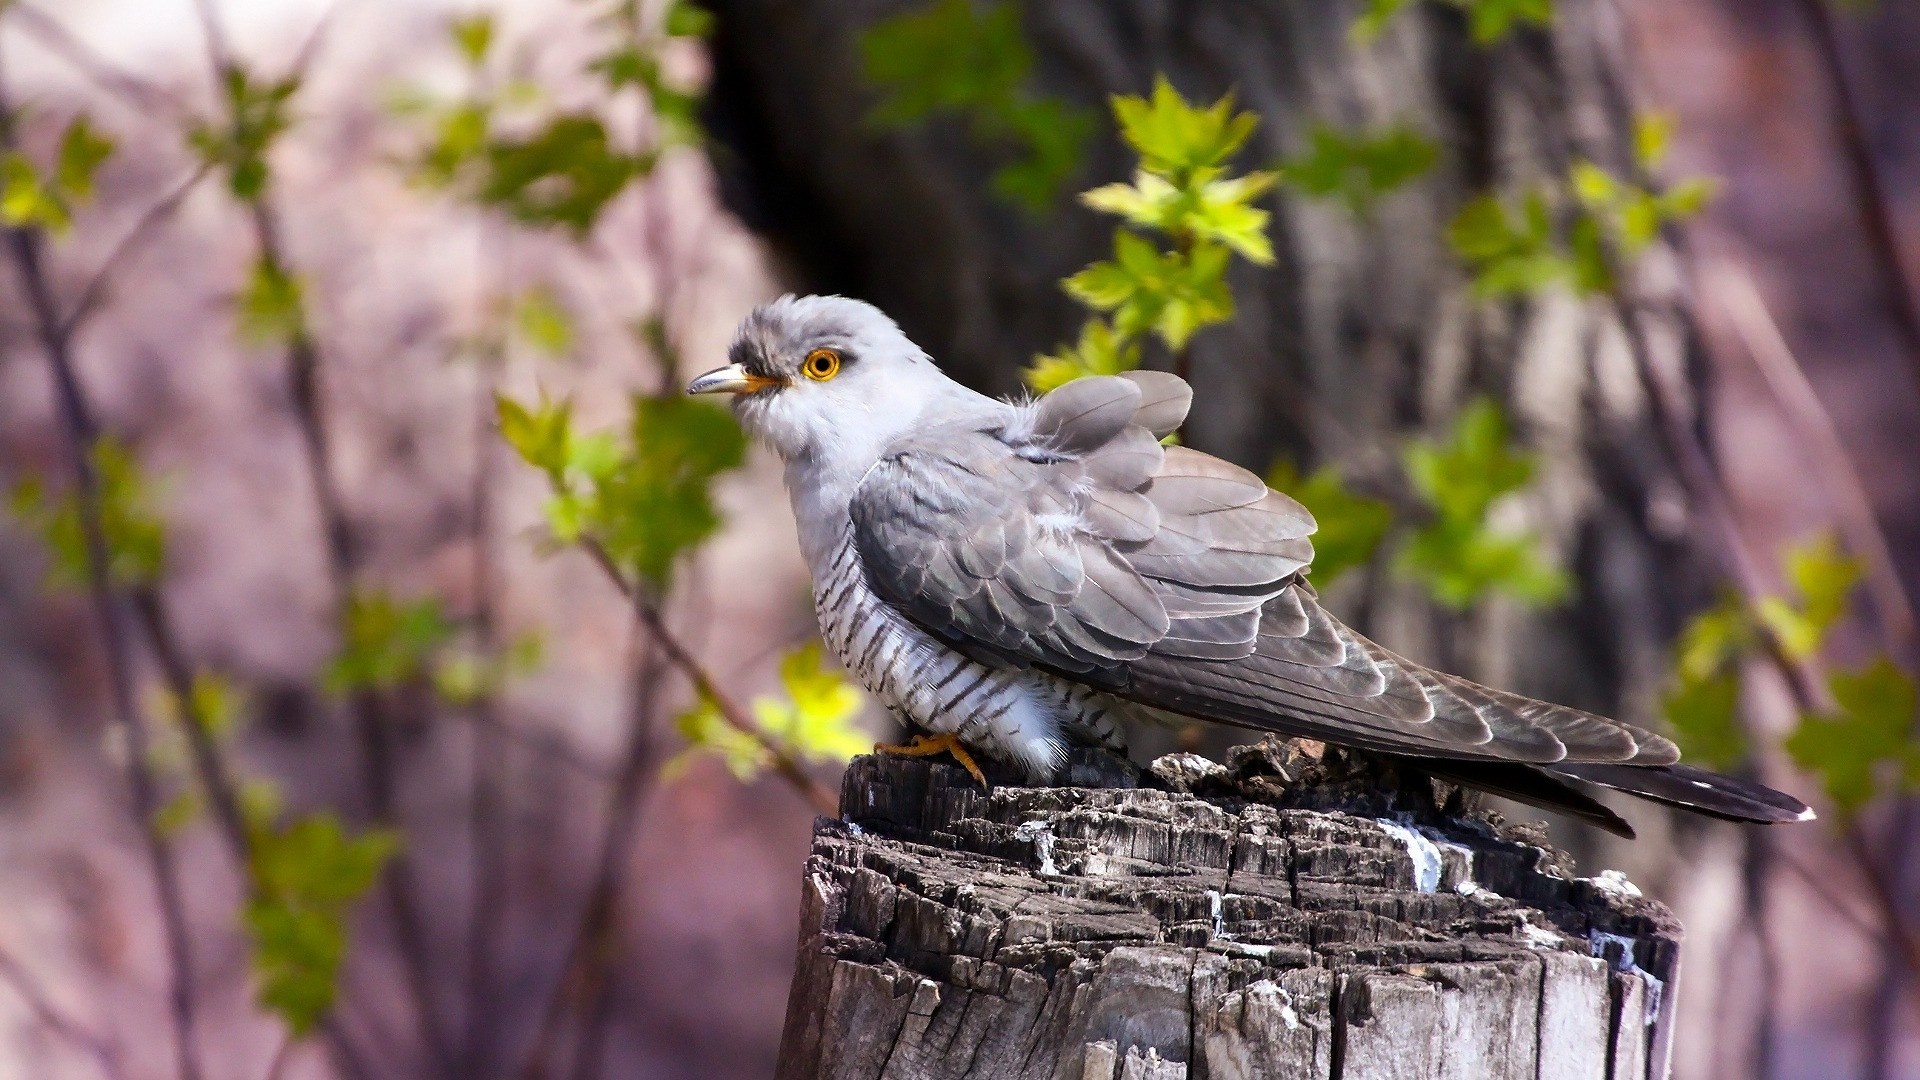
[687, 363, 781, 396]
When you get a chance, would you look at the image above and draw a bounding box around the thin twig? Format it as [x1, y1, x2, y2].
[1789, 0, 1920, 389]
[0, 56, 204, 1080]
[580, 539, 839, 817]
[1775, 847, 1884, 943]
[61, 163, 215, 340]
[185, 1, 458, 1069]
[261, 1032, 298, 1080]
[462, 321, 509, 1080]
[1707, 260, 1919, 658]
[0, 947, 127, 1080]
[517, 614, 665, 1080]
[1843, 823, 1920, 980]
[8, 5, 188, 116]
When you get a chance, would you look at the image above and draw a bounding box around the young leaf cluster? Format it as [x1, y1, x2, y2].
[1396, 399, 1570, 608]
[860, 0, 1093, 210]
[243, 813, 399, 1034]
[669, 643, 867, 779]
[1659, 533, 1920, 819]
[1030, 79, 1275, 391]
[497, 391, 747, 589]
[1276, 123, 1438, 218]
[189, 68, 299, 201]
[1450, 114, 1718, 298]
[1, 115, 115, 234]
[1261, 401, 1568, 609]
[9, 436, 166, 589]
[400, 3, 708, 236]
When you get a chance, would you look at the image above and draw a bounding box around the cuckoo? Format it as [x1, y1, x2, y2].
[689, 295, 1812, 836]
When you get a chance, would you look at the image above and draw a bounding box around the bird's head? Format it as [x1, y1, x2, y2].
[689, 295, 955, 464]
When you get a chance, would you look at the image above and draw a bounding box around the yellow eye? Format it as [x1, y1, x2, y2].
[802, 348, 842, 381]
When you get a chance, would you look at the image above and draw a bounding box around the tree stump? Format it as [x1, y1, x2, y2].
[776, 743, 1680, 1079]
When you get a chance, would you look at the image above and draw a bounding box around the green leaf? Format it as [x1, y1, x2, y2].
[1756, 533, 1861, 658]
[1785, 657, 1919, 817]
[1401, 398, 1535, 522]
[1395, 522, 1571, 609]
[154, 789, 202, 837]
[1023, 319, 1140, 392]
[495, 392, 574, 478]
[669, 643, 867, 780]
[55, 116, 115, 203]
[1350, 0, 1415, 41]
[663, 0, 715, 38]
[754, 643, 869, 764]
[1278, 123, 1438, 217]
[410, 101, 492, 188]
[1265, 461, 1393, 588]
[1082, 167, 1277, 262]
[1662, 669, 1747, 771]
[476, 114, 649, 235]
[1353, 0, 1549, 45]
[324, 590, 455, 694]
[563, 396, 747, 587]
[513, 284, 574, 356]
[1398, 399, 1568, 608]
[0, 154, 70, 232]
[669, 693, 767, 780]
[991, 96, 1095, 211]
[157, 672, 246, 742]
[189, 67, 299, 200]
[1674, 595, 1755, 681]
[1448, 191, 1570, 297]
[859, 0, 1087, 208]
[8, 436, 166, 589]
[1109, 76, 1259, 183]
[860, 0, 1031, 125]
[244, 814, 398, 1034]
[237, 257, 306, 345]
[450, 13, 494, 66]
[1466, 0, 1553, 44]
[1063, 231, 1235, 351]
[1633, 112, 1673, 171]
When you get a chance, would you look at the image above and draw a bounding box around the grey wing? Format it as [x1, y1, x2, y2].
[850, 372, 1677, 768]
[1124, 587, 1680, 766]
[849, 373, 1291, 676]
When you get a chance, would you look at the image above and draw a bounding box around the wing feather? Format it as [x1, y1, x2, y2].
[848, 373, 1683, 770]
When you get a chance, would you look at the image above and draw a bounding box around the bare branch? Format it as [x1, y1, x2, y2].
[0, 947, 127, 1080]
[581, 538, 841, 817]
[61, 164, 214, 341]
[1789, 0, 1920, 389]
[8, 6, 188, 116]
[1708, 261, 1918, 659]
[0, 46, 205, 1078]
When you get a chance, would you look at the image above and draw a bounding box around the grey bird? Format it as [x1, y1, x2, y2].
[689, 294, 1813, 836]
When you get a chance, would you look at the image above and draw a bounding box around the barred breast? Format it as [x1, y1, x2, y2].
[811, 529, 1128, 777]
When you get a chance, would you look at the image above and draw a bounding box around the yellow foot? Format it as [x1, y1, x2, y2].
[874, 733, 989, 789]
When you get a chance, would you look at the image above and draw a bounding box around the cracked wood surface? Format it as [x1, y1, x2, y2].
[776, 748, 1680, 1079]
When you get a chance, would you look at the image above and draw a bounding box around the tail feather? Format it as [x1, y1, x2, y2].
[1423, 760, 1639, 839]
[1548, 762, 1814, 825]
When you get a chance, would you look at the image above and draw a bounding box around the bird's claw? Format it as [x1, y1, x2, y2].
[873, 733, 989, 789]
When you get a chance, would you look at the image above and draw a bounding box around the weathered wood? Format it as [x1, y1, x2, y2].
[777, 743, 1680, 1079]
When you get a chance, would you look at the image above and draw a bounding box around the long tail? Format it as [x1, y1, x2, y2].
[1548, 762, 1815, 825]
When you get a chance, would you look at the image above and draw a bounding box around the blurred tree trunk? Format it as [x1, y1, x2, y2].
[702, 0, 1711, 826]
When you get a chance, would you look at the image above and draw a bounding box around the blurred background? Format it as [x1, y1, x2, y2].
[0, 0, 1914, 1077]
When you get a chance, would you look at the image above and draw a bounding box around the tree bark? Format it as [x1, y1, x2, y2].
[777, 747, 1680, 1079]
[704, 0, 1712, 766]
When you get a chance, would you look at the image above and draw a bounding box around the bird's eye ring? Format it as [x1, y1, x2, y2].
[802, 348, 842, 381]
